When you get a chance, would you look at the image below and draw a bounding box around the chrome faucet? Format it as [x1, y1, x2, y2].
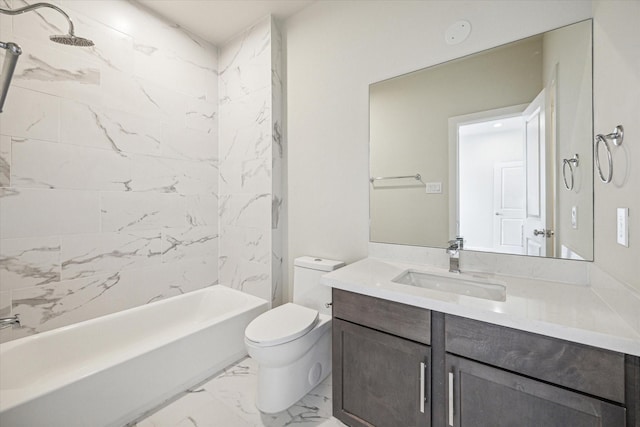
[447, 237, 464, 274]
[0, 314, 21, 329]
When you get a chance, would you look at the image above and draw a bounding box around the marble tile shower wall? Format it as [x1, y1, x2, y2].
[218, 17, 283, 306]
[271, 22, 284, 308]
[0, 0, 219, 342]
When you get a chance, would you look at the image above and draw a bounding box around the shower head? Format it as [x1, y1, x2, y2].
[49, 34, 94, 47]
[0, 3, 94, 113]
[0, 2, 94, 47]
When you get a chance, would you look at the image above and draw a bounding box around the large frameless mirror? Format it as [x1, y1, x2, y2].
[369, 20, 593, 260]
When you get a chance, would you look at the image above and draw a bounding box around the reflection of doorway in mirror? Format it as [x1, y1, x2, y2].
[457, 114, 526, 255]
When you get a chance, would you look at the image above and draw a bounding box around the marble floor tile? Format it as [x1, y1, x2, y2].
[135, 356, 346, 427]
[174, 398, 252, 427]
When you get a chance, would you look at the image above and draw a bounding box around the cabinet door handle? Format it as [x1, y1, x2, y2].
[419, 361, 427, 413]
[448, 372, 454, 426]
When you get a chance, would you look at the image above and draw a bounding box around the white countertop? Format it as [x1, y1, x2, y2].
[321, 257, 640, 357]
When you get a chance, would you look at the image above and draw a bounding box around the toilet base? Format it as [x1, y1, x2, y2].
[254, 331, 331, 413]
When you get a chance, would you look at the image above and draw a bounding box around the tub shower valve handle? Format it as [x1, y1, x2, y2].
[0, 313, 21, 329]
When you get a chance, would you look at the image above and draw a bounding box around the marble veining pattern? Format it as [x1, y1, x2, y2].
[270, 19, 284, 307]
[0, 134, 11, 187]
[7, 256, 218, 341]
[7, 1, 136, 76]
[60, 231, 162, 280]
[134, 357, 346, 427]
[162, 124, 218, 162]
[0, 188, 101, 239]
[10, 36, 102, 106]
[218, 16, 282, 305]
[11, 272, 126, 337]
[0, 86, 60, 142]
[0, 236, 61, 290]
[11, 136, 131, 190]
[136, 79, 190, 122]
[99, 193, 217, 233]
[162, 227, 218, 263]
[186, 98, 217, 134]
[60, 99, 162, 156]
[0, 0, 218, 343]
[11, 0, 70, 40]
[19, 52, 100, 85]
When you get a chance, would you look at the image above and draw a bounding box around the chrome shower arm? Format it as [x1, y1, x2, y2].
[0, 2, 76, 36]
[0, 41, 22, 113]
[0, 41, 23, 55]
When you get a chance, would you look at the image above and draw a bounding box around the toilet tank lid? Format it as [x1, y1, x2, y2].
[294, 256, 345, 272]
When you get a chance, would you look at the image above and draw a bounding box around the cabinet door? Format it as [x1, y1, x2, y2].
[445, 354, 626, 427]
[333, 318, 431, 427]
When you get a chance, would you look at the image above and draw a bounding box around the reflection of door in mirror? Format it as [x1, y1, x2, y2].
[455, 92, 552, 257]
[523, 90, 552, 256]
[453, 107, 527, 255]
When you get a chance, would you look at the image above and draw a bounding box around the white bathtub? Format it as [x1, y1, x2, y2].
[0, 285, 268, 427]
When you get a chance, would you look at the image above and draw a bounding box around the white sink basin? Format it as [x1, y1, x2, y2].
[391, 269, 506, 301]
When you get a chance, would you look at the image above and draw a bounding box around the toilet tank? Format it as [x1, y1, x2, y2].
[292, 256, 345, 315]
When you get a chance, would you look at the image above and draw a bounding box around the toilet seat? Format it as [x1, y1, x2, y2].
[245, 303, 319, 347]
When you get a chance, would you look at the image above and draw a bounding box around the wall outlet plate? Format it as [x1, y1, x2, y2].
[571, 206, 578, 229]
[425, 182, 442, 194]
[617, 207, 629, 247]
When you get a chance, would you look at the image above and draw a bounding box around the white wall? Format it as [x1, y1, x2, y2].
[0, 0, 218, 342]
[592, 0, 640, 291]
[284, 0, 595, 300]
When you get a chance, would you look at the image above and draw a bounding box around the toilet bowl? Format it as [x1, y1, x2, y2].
[244, 256, 344, 413]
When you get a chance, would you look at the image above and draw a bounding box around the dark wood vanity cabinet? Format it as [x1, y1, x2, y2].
[333, 319, 431, 427]
[332, 289, 432, 427]
[332, 289, 640, 427]
[445, 354, 625, 427]
[444, 314, 635, 427]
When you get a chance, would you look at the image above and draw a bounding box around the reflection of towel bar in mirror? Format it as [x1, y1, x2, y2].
[562, 154, 579, 190]
[595, 125, 624, 184]
[370, 174, 422, 183]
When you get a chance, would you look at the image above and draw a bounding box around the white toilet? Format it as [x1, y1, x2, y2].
[244, 256, 345, 413]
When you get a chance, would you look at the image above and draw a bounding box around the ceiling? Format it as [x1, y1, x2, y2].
[137, 0, 314, 46]
[459, 116, 524, 137]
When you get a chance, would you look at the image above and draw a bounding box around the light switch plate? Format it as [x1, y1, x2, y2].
[571, 206, 578, 229]
[425, 182, 442, 194]
[617, 207, 629, 247]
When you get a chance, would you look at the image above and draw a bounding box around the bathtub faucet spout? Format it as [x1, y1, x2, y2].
[0, 314, 21, 329]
